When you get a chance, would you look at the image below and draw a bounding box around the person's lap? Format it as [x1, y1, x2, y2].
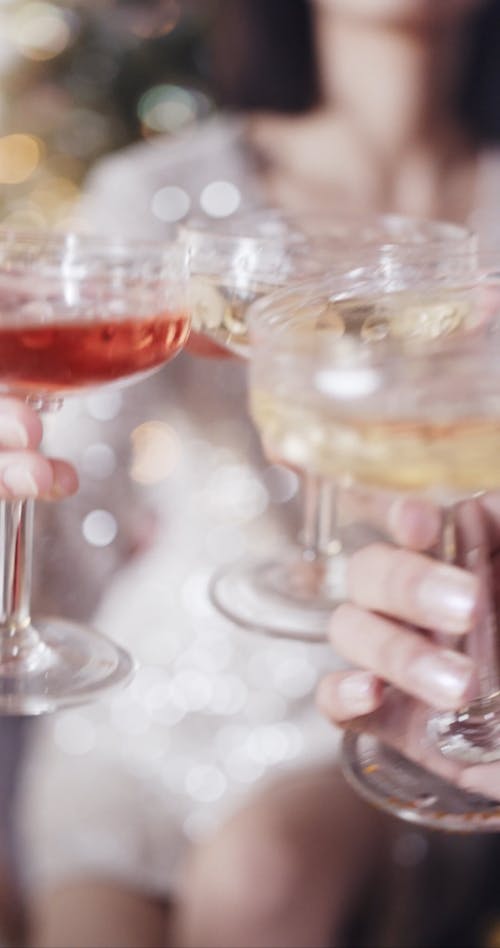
[29, 880, 168, 948]
[27, 764, 387, 948]
[25, 761, 498, 948]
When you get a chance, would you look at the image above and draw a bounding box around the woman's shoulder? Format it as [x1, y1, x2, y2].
[78, 114, 261, 236]
[90, 114, 248, 181]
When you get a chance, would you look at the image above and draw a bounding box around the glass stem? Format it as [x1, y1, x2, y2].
[439, 501, 500, 700]
[301, 473, 342, 559]
[430, 498, 500, 763]
[0, 498, 39, 664]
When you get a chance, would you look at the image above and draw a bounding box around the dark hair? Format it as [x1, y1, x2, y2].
[208, 0, 319, 113]
[459, 0, 500, 143]
[208, 0, 500, 142]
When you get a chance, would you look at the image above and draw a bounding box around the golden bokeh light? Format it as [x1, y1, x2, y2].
[0, 204, 47, 230]
[0, 134, 42, 184]
[29, 176, 80, 211]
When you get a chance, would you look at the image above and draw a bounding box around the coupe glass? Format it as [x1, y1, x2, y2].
[247, 253, 500, 830]
[182, 210, 476, 641]
[0, 229, 189, 715]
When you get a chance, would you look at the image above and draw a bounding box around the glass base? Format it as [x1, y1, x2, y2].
[429, 694, 500, 764]
[210, 551, 347, 642]
[0, 615, 134, 715]
[341, 730, 500, 833]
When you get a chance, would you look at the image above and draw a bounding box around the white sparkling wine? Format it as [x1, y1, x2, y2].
[250, 389, 500, 491]
[188, 276, 275, 355]
[250, 289, 500, 493]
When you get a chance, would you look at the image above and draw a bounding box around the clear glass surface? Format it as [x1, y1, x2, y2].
[181, 210, 476, 641]
[247, 256, 500, 829]
[0, 229, 189, 714]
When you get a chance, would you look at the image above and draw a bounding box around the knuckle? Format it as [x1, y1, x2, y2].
[384, 552, 425, 612]
[384, 636, 426, 683]
[376, 624, 402, 674]
[328, 602, 361, 646]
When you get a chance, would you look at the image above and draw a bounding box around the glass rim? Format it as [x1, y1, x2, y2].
[0, 227, 185, 257]
[179, 208, 475, 249]
[248, 255, 486, 332]
[245, 259, 500, 368]
[0, 227, 190, 290]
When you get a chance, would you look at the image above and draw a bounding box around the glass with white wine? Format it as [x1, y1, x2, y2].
[247, 255, 500, 830]
[181, 211, 476, 641]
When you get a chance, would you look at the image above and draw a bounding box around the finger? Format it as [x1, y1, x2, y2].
[386, 495, 442, 550]
[317, 676, 500, 804]
[477, 492, 500, 551]
[343, 488, 442, 551]
[328, 603, 474, 709]
[0, 398, 43, 450]
[316, 670, 383, 723]
[0, 452, 77, 499]
[435, 492, 500, 560]
[459, 764, 500, 802]
[347, 542, 478, 635]
[383, 491, 500, 563]
[44, 459, 79, 500]
[337, 689, 467, 788]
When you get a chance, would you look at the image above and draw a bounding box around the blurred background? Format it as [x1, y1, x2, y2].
[0, 0, 219, 229]
[2, 5, 500, 948]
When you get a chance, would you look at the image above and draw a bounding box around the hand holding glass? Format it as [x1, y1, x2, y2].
[246, 257, 500, 830]
[0, 230, 188, 715]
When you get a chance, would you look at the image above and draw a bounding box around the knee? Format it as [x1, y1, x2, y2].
[193, 825, 310, 925]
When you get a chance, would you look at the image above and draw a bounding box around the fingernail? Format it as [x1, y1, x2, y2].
[338, 672, 379, 715]
[412, 649, 473, 708]
[0, 419, 28, 449]
[2, 464, 38, 496]
[416, 565, 477, 633]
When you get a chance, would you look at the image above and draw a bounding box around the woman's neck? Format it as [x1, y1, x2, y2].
[249, 7, 478, 221]
[314, 7, 468, 165]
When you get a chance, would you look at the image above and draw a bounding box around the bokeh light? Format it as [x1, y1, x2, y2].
[138, 84, 211, 135]
[82, 509, 118, 548]
[200, 181, 241, 218]
[151, 185, 191, 223]
[82, 443, 116, 480]
[0, 2, 215, 226]
[0, 133, 42, 184]
[85, 391, 123, 422]
[9, 2, 74, 62]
